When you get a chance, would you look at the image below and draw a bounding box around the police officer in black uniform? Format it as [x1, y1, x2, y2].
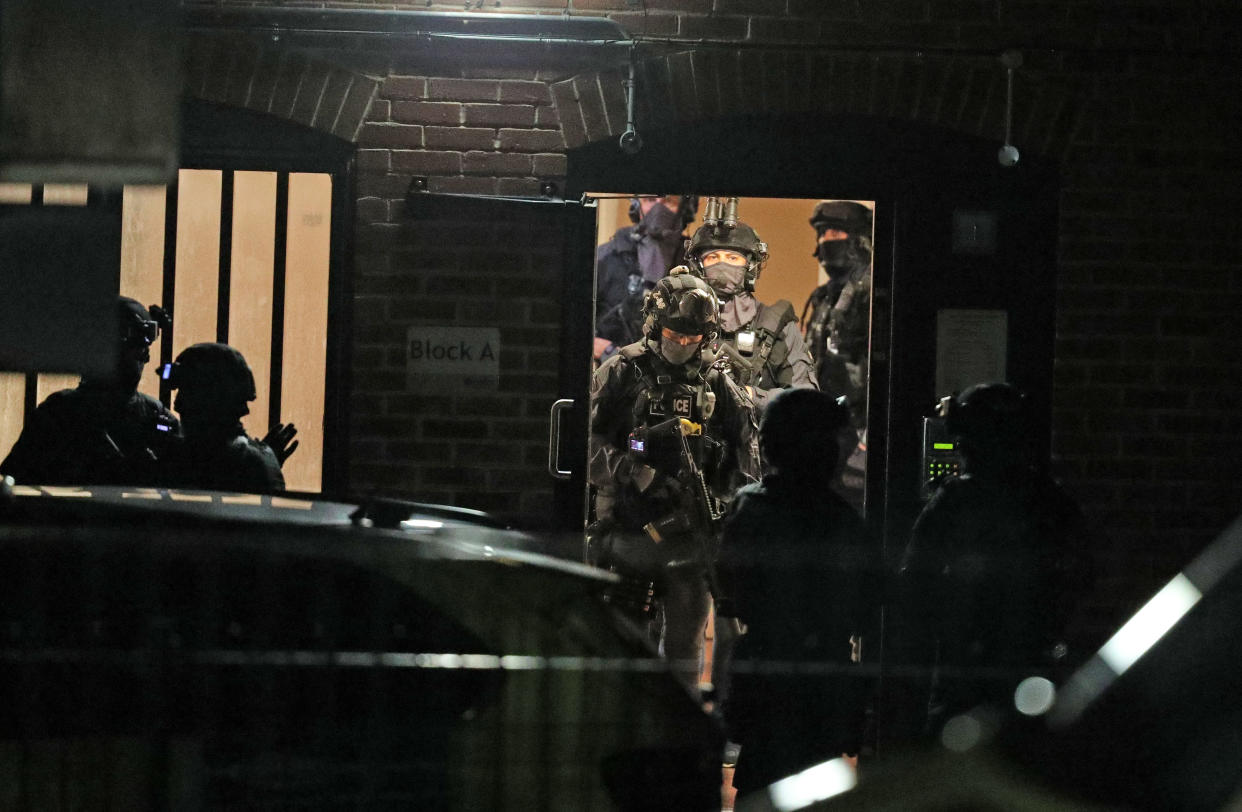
[684, 198, 820, 720]
[717, 388, 879, 795]
[594, 195, 698, 363]
[802, 200, 874, 507]
[0, 296, 178, 485]
[588, 270, 760, 688]
[802, 200, 872, 407]
[896, 382, 1094, 741]
[685, 198, 818, 414]
[161, 342, 285, 494]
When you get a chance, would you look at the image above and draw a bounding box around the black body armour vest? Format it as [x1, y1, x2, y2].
[613, 352, 723, 532]
[634, 376, 710, 424]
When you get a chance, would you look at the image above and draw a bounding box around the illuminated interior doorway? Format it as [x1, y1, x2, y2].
[589, 193, 877, 512]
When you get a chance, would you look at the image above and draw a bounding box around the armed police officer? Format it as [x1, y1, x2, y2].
[161, 343, 286, 494]
[683, 198, 819, 717]
[685, 198, 818, 414]
[802, 201, 872, 406]
[588, 270, 760, 688]
[801, 200, 874, 507]
[1, 296, 178, 485]
[594, 195, 697, 363]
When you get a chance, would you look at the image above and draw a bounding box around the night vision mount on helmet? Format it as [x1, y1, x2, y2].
[684, 197, 769, 293]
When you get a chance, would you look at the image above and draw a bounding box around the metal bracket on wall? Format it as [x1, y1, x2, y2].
[998, 49, 1023, 167]
[618, 47, 643, 155]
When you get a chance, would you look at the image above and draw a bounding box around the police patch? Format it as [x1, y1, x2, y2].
[672, 396, 692, 417]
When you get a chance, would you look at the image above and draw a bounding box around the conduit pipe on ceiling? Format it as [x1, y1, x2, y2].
[184, 7, 634, 49]
[184, 8, 1225, 61]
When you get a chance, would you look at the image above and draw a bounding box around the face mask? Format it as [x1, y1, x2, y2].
[817, 239, 850, 269]
[637, 203, 683, 283]
[659, 336, 700, 366]
[719, 295, 758, 334]
[703, 262, 747, 297]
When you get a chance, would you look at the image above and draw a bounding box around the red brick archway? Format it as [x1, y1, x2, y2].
[185, 33, 379, 143]
[552, 49, 1081, 161]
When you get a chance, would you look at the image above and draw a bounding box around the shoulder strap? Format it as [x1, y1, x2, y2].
[755, 300, 796, 336]
[799, 293, 816, 331]
[749, 300, 796, 380]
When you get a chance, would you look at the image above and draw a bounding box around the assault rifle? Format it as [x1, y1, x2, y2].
[642, 418, 739, 627]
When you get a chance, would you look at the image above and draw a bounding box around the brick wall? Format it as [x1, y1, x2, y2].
[351, 195, 572, 518]
[187, 0, 1242, 633]
[350, 70, 575, 519]
[357, 71, 566, 206]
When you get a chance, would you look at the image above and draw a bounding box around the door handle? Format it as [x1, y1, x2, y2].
[547, 398, 574, 480]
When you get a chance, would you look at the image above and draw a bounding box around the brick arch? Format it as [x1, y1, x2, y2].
[552, 49, 1081, 161]
[185, 33, 380, 143]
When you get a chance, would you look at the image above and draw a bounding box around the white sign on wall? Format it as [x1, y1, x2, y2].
[406, 325, 500, 391]
[935, 309, 1008, 398]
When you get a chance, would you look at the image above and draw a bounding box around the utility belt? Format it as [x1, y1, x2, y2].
[585, 516, 712, 622]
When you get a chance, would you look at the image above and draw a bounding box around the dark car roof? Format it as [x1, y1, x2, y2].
[1, 483, 611, 582]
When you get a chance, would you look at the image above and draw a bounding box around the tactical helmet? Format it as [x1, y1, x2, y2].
[760, 388, 851, 472]
[684, 197, 768, 293]
[167, 343, 257, 411]
[810, 200, 873, 236]
[117, 297, 161, 349]
[940, 382, 1029, 448]
[641, 269, 720, 344]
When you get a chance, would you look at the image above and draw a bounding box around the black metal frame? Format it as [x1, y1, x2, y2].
[8, 185, 125, 425]
[178, 98, 357, 497]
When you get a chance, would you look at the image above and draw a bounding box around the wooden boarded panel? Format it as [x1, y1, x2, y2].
[42, 184, 89, 205]
[0, 183, 32, 204]
[120, 185, 168, 400]
[279, 173, 331, 492]
[227, 171, 277, 439]
[36, 373, 81, 403]
[0, 373, 25, 461]
[171, 169, 221, 359]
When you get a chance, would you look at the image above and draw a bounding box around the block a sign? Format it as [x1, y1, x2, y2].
[406, 325, 500, 391]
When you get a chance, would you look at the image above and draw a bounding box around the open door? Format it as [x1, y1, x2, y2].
[400, 192, 597, 535]
[882, 161, 1059, 556]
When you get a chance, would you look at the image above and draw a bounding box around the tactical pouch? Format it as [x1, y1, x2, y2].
[585, 523, 665, 623]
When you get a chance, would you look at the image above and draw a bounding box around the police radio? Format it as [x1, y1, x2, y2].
[921, 415, 963, 499]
